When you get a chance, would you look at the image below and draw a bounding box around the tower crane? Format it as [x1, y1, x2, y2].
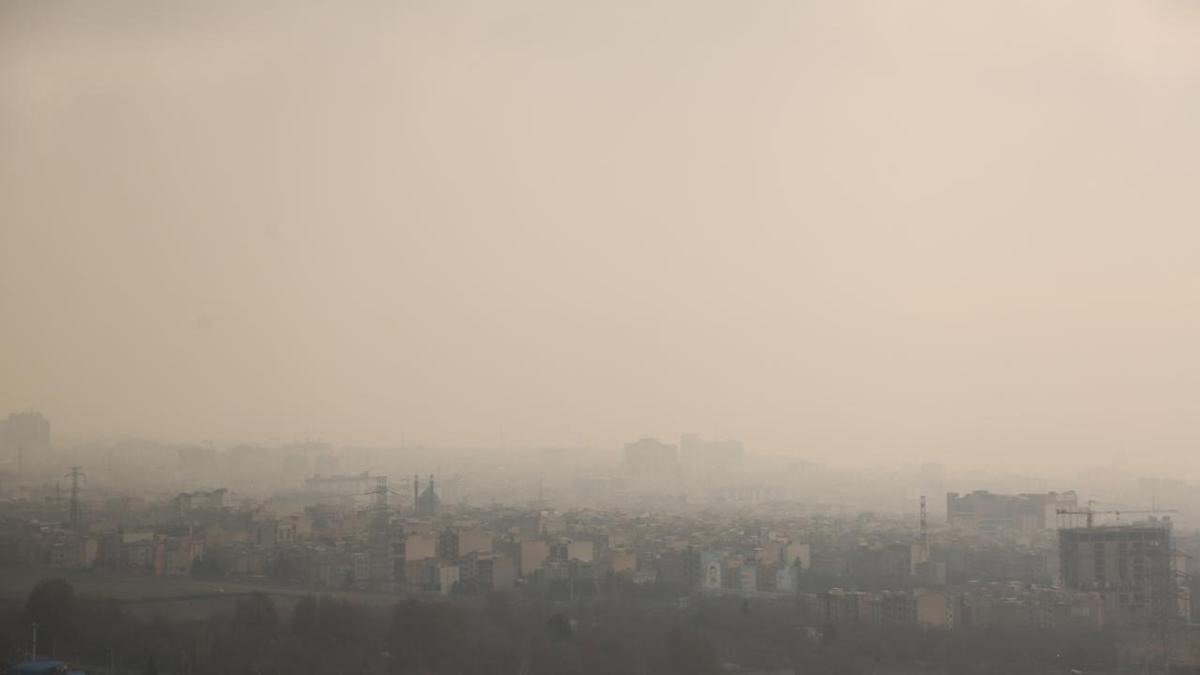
[1056, 502, 1178, 528]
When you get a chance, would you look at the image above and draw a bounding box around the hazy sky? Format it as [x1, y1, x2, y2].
[3, 1, 1200, 471]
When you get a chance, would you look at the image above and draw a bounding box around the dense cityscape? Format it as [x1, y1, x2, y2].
[2, 411, 1199, 673]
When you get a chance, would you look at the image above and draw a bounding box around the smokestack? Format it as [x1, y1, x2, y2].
[413, 474, 419, 509]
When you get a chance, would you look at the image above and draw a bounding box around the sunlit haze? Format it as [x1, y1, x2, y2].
[4, 1, 1200, 475]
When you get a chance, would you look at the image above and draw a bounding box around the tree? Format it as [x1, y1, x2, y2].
[24, 578, 78, 654]
[666, 627, 721, 675]
[546, 613, 573, 643]
[291, 595, 318, 640]
[233, 592, 278, 642]
[484, 591, 511, 626]
[390, 598, 468, 674]
[190, 555, 226, 578]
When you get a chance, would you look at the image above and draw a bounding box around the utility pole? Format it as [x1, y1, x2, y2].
[31, 621, 37, 660]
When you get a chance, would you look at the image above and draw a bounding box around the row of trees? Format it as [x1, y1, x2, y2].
[0, 578, 724, 675]
[1, 577, 1125, 674]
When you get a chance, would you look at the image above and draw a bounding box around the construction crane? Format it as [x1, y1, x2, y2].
[1056, 502, 1178, 528]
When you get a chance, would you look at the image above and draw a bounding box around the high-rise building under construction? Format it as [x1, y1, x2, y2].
[1059, 521, 1174, 626]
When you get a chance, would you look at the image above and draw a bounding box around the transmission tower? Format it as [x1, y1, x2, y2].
[364, 476, 397, 591]
[920, 495, 928, 548]
[65, 466, 84, 530]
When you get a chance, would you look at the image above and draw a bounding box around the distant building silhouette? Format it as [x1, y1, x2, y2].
[622, 437, 678, 478]
[680, 433, 744, 471]
[1, 411, 51, 474]
[946, 490, 1077, 535]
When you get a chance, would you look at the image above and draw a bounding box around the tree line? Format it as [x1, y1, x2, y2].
[0, 577, 1127, 674]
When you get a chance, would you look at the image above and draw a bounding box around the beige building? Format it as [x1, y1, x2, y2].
[783, 542, 811, 569]
[915, 590, 954, 629]
[437, 564, 460, 594]
[404, 534, 438, 561]
[464, 553, 516, 591]
[457, 529, 493, 556]
[519, 539, 549, 576]
[164, 536, 205, 576]
[608, 548, 636, 575]
[567, 540, 594, 563]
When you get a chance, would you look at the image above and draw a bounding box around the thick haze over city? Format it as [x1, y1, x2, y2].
[9, 4, 1200, 675]
[4, 0, 1200, 476]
